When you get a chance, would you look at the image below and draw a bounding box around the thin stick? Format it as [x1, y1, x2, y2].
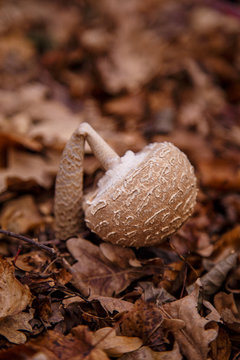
[0, 229, 56, 256]
[169, 239, 198, 278]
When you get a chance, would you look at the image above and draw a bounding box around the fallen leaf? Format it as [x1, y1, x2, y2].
[99, 243, 141, 268]
[92, 327, 142, 357]
[97, 24, 161, 93]
[0, 132, 42, 152]
[0, 311, 33, 344]
[214, 292, 240, 333]
[137, 282, 175, 305]
[211, 225, 240, 263]
[67, 237, 163, 296]
[159, 261, 185, 294]
[103, 94, 145, 118]
[120, 299, 165, 350]
[0, 34, 36, 88]
[0, 257, 32, 319]
[27, 100, 82, 148]
[163, 281, 218, 360]
[210, 326, 231, 360]
[90, 296, 133, 313]
[225, 264, 240, 294]
[0, 258, 33, 343]
[0, 326, 109, 360]
[119, 342, 182, 360]
[187, 252, 238, 296]
[14, 250, 49, 272]
[198, 158, 240, 191]
[0, 147, 58, 193]
[0, 195, 43, 233]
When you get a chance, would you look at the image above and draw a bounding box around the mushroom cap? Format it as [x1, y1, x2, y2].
[83, 142, 197, 247]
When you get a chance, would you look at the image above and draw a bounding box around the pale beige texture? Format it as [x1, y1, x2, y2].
[54, 129, 85, 239]
[84, 142, 197, 247]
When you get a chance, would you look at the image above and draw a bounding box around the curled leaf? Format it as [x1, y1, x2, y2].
[188, 252, 237, 296]
[92, 327, 142, 357]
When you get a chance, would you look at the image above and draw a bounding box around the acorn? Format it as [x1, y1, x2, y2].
[54, 122, 197, 247]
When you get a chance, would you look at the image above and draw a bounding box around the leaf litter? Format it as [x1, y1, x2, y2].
[0, 0, 240, 359]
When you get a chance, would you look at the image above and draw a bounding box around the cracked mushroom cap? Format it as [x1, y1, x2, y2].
[83, 142, 197, 247]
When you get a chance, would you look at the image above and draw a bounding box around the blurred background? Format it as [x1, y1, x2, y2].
[0, 0, 239, 254]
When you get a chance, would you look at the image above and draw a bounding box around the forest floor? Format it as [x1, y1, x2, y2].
[0, 1, 240, 359]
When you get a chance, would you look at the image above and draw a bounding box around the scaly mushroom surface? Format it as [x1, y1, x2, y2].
[54, 122, 197, 247]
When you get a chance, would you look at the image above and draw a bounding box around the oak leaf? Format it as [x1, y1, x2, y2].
[163, 280, 218, 360]
[0, 258, 32, 319]
[0, 258, 33, 343]
[67, 237, 163, 296]
[0, 147, 58, 193]
[0, 311, 33, 344]
[92, 327, 142, 357]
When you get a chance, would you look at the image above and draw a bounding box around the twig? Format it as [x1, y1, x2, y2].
[169, 239, 198, 278]
[0, 229, 57, 256]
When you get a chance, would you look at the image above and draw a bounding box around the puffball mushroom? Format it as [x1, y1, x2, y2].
[54, 122, 197, 247]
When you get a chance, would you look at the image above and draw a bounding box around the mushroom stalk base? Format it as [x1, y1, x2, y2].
[54, 129, 85, 239]
[54, 122, 121, 239]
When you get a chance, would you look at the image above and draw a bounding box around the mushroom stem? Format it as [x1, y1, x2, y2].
[78, 122, 120, 170]
[54, 128, 85, 239]
[54, 122, 121, 240]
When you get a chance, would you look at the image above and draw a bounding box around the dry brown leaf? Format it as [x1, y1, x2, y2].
[0, 132, 42, 152]
[0, 258, 33, 343]
[89, 296, 133, 313]
[98, 24, 161, 93]
[0, 311, 33, 344]
[27, 100, 82, 148]
[0, 326, 109, 360]
[210, 326, 231, 360]
[0, 83, 47, 117]
[187, 252, 238, 296]
[138, 282, 175, 305]
[163, 281, 218, 360]
[0, 258, 32, 319]
[92, 327, 142, 357]
[99, 243, 141, 268]
[211, 225, 240, 263]
[119, 342, 182, 360]
[225, 264, 240, 294]
[0, 34, 36, 88]
[198, 158, 240, 192]
[14, 251, 49, 272]
[120, 299, 165, 350]
[159, 261, 185, 294]
[103, 94, 145, 118]
[0, 195, 43, 233]
[0, 147, 58, 193]
[67, 237, 163, 296]
[214, 292, 240, 333]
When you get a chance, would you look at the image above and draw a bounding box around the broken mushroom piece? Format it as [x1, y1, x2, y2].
[54, 122, 197, 247]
